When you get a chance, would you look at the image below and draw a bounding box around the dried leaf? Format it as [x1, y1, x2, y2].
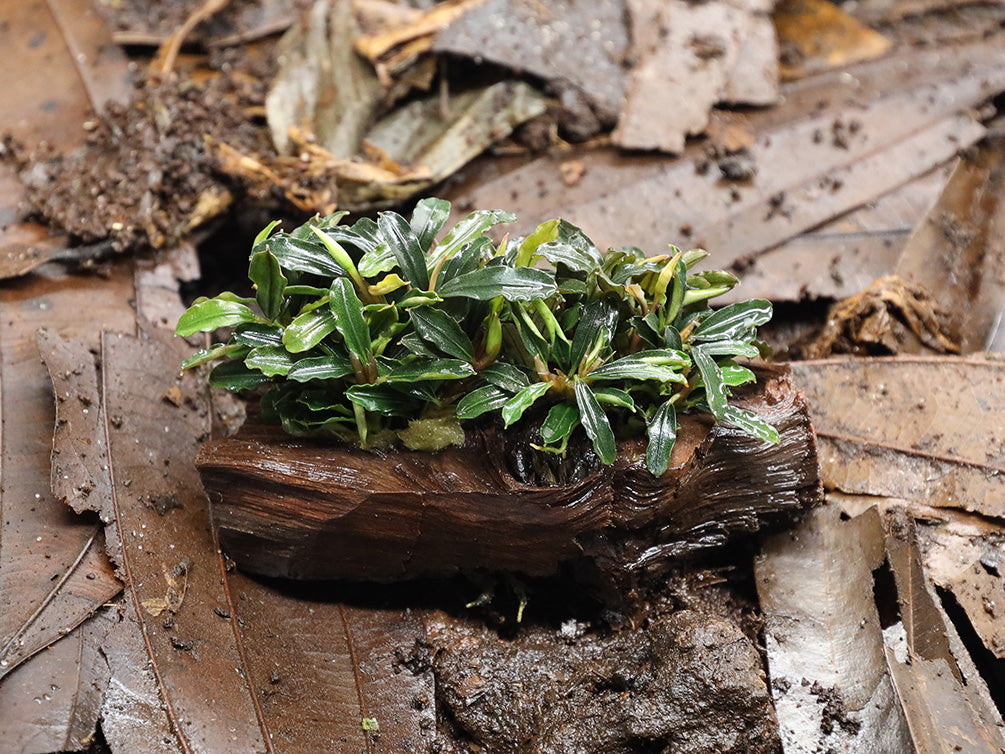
[789, 356, 1005, 519]
[756, 505, 913, 751]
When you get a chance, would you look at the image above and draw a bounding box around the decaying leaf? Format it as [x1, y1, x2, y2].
[614, 0, 778, 153]
[803, 275, 960, 358]
[774, 0, 892, 80]
[895, 132, 1005, 354]
[790, 356, 1005, 519]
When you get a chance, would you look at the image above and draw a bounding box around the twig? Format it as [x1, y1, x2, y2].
[151, 0, 232, 77]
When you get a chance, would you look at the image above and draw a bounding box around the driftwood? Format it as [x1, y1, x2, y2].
[197, 366, 822, 581]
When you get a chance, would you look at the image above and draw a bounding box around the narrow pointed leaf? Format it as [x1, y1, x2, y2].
[593, 386, 635, 410]
[233, 323, 284, 348]
[539, 402, 580, 444]
[283, 307, 338, 353]
[479, 362, 530, 392]
[574, 379, 616, 464]
[176, 297, 259, 336]
[697, 340, 760, 358]
[209, 360, 271, 390]
[569, 299, 618, 371]
[692, 346, 729, 419]
[646, 400, 677, 476]
[329, 278, 372, 362]
[249, 249, 287, 321]
[693, 300, 773, 342]
[456, 385, 511, 419]
[181, 342, 249, 370]
[409, 307, 475, 361]
[428, 209, 515, 268]
[358, 242, 396, 277]
[410, 198, 451, 253]
[588, 350, 689, 382]
[252, 219, 281, 247]
[311, 226, 362, 282]
[436, 266, 556, 301]
[501, 382, 552, 427]
[722, 404, 779, 444]
[379, 211, 429, 289]
[346, 384, 418, 416]
[257, 234, 347, 277]
[516, 219, 559, 266]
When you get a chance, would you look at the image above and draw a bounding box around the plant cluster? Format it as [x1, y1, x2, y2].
[176, 199, 777, 476]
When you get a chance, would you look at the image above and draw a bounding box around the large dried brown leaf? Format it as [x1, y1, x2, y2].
[449, 39, 1003, 260]
[789, 357, 1005, 518]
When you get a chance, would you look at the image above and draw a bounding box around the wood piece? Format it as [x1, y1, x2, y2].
[198, 368, 821, 581]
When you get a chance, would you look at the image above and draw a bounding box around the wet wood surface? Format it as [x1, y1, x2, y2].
[198, 369, 822, 581]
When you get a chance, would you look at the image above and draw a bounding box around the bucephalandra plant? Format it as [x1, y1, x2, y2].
[176, 198, 778, 477]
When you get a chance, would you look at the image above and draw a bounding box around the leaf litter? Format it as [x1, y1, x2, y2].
[3, 0, 1005, 751]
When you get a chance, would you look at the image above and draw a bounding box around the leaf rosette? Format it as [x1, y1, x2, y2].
[177, 199, 777, 476]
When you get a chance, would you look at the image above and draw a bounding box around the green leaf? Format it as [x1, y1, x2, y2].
[693, 339, 760, 358]
[283, 307, 338, 353]
[253, 219, 281, 247]
[382, 358, 475, 382]
[479, 362, 529, 392]
[539, 402, 579, 444]
[410, 198, 451, 253]
[537, 240, 600, 272]
[721, 362, 756, 387]
[181, 342, 249, 370]
[409, 307, 475, 362]
[258, 235, 347, 278]
[588, 350, 689, 383]
[357, 242, 396, 277]
[379, 211, 430, 290]
[283, 285, 329, 297]
[593, 387, 635, 410]
[246, 346, 296, 377]
[501, 382, 551, 427]
[368, 273, 408, 297]
[722, 404, 780, 444]
[456, 385, 511, 419]
[310, 226, 363, 284]
[208, 360, 270, 391]
[681, 249, 709, 269]
[329, 278, 373, 362]
[646, 400, 677, 476]
[439, 237, 492, 284]
[287, 354, 354, 382]
[233, 323, 284, 347]
[569, 299, 617, 372]
[693, 300, 773, 342]
[249, 249, 288, 321]
[176, 297, 259, 336]
[428, 209, 515, 269]
[345, 384, 418, 416]
[436, 265, 556, 301]
[574, 379, 616, 464]
[681, 285, 733, 308]
[692, 346, 728, 420]
[516, 219, 559, 267]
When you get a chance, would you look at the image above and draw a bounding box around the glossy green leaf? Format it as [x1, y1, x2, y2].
[382, 358, 475, 382]
[253, 219, 281, 247]
[569, 299, 618, 372]
[516, 219, 559, 267]
[410, 197, 451, 253]
[176, 297, 259, 336]
[283, 284, 329, 298]
[311, 226, 363, 283]
[692, 346, 728, 420]
[283, 307, 338, 353]
[588, 350, 689, 383]
[697, 340, 760, 358]
[409, 307, 475, 361]
[574, 379, 616, 464]
[257, 234, 346, 278]
[345, 384, 418, 416]
[246, 346, 297, 377]
[379, 210, 429, 289]
[208, 360, 270, 391]
[593, 386, 635, 410]
[456, 385, 511, 419]
[721, 362, 756, 387]
[501, 381, 552, 427]
[428, 209, 515, 268]
[249, 249, 288, 321]
[722, 404, 779, 444]
[439, 237, 491, 284]
[693, 300, 773, 342]
[181, 342, 249, 370]
[681, 285, 732, 307]
[479, 362, 530, 392]
[233, 323, 284, 348]
[287, 354, 354, 382]
[357, 242, 396, 277]
[539, 402, 579, 445]
[646, 400, 677, 476]
[436, 265, 556, 301]
[329, 278, 372, 362]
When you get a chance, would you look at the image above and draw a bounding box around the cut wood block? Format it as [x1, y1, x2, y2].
[197, 368, 822, 581]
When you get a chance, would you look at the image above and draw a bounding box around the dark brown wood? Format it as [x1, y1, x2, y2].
[197, 367, 822, 581]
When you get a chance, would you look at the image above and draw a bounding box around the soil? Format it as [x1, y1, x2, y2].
[4, 72, 273, 252]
